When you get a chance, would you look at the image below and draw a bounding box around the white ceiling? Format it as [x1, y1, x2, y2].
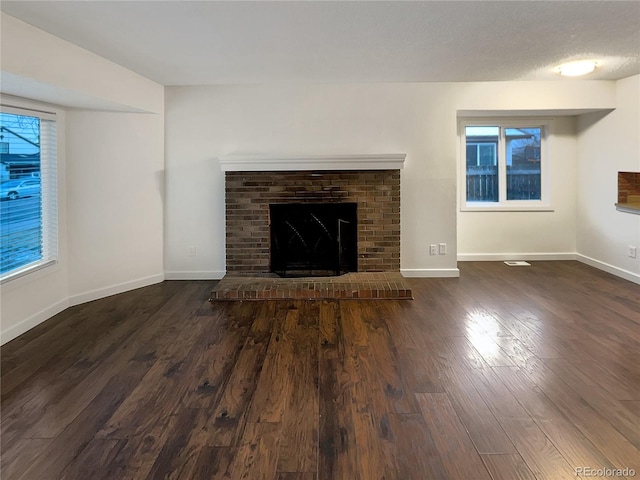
[2, 1, 639, 86]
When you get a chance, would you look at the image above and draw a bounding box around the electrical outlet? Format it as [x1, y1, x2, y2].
[439, 243, 447, 255]
[430, 244, 437, 255]
[188, 245, 196, 257]
[629, 245, 637, 259]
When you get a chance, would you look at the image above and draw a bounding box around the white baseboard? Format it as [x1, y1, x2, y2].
[456, 252, 640, 285]
[1, 298, 69, 346]
[457, 253, 577, 262]
[1, 273, 165, 346]
[68, 273, 165, 307]
[576, 254, 640, 285]
[401, 268, 460, 278]
[164, 270, 226, 280]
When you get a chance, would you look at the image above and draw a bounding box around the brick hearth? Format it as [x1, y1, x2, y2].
[210, 272, 412, 301]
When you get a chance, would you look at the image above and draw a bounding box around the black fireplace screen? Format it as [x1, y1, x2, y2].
[269, 203, 357, 277]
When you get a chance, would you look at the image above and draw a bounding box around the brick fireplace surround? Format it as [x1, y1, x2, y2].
[225, 170, 401, 274]
[211, 156, 412, 300]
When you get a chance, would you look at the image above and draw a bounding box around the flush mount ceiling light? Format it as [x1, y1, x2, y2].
[554, 59, 599, 77]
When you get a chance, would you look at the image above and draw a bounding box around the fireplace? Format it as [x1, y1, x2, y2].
[214, 155, 409, 300]
[270, 202, 357, 277]
[224, 170, 400, 274]
[220, 154, 405, 276]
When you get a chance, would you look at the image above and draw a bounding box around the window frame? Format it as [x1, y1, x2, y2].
[0, 103, 59, 283]
[466, 142, 497, 167]
[459, 119, 552, 212]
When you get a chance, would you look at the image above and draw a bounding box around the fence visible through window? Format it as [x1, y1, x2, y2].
[464, 125, 542, 204]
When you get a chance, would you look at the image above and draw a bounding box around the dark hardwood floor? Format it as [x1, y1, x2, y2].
[2, 261, 639, 480]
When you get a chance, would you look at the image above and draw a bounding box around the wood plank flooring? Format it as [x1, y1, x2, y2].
[2, 261, 639, 479]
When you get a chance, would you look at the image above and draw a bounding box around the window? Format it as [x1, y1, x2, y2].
[0, 106, 58, 281]
[461, 122, 546, 209]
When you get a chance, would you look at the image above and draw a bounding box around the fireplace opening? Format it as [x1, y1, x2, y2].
[269, 203, 357, 277]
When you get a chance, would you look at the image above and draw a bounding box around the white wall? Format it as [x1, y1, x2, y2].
[1, 14, 165, 344]
[164, 81, 616, 278]
[65, 111, 165, 303]
[1, 13, 163, 113]
[576, 75, 640, 283]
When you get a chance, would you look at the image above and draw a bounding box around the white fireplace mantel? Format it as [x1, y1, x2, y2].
[218, 154, 406, 172]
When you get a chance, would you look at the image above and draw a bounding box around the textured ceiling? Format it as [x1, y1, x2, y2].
[2, 1, 639, 85]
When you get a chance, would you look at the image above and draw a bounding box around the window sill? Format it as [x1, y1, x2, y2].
[0, 260, 59, 287]
[461, 205, 555, 212]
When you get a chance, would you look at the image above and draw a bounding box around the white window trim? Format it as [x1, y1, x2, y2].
[0, 103, 59, 283]
[459, 118, 552, 212]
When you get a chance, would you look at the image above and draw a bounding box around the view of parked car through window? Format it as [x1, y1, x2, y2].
[1, 178, 41, 200]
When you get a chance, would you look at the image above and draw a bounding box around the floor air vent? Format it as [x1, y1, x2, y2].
[504, 261, 531, 266]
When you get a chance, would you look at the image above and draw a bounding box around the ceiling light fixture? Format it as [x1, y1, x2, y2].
[554, 59, 599, 77]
